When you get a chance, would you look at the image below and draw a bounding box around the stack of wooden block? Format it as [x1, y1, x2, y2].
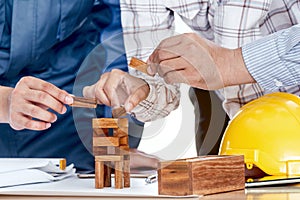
[92, 118, 130, 189]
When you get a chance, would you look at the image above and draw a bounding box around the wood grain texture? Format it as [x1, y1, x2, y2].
[93, 128, 109, 137]
[129, 57, 153, 76]
[115, 161, 124, 189]
[93, 146, 107, 156]
[93, 137, 120, 147]
[95, 155, 123, 162]
[123, 158, 130, 187]
[104, 163, 112, 187]
[93, 117, 130, 189]
[158, 155, 245, 196]
[158, 161, 192, 196]
[70, 96, 97, 108]
[95, 161, 104, 189]
[92, 118, 129, 129]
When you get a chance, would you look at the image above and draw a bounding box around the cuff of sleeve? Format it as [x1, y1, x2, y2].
[242, 33, 297, 91]
[130, 83, 157, 122]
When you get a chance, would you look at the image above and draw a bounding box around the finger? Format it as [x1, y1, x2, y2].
[19, 76, 73, 105]
[124, 84, 150, 112]
[94, 73, 111, 106]
[21, 103, 57, 123]
[10, 113, 51, 131]
[25, 90, 67, 114]
[83, 84, 96, 99]
[156, 57, 186, 77]
[102, 70, 126, 107]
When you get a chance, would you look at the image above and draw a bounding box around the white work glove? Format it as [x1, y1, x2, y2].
[83, 69, 150, 112]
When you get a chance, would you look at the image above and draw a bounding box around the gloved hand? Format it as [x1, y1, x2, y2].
[147, 33, 251, 90]
[83, 69, 150, 112]
[6, 76, 73, 130]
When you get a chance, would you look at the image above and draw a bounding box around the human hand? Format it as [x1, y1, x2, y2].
[83, 69, 150, 112]
[8, 76, 73, 131]
[147, 33, 248, 90]
[129, 148, 159, 170]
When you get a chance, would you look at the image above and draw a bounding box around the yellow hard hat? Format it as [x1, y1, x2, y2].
[219, 92, 300, 176]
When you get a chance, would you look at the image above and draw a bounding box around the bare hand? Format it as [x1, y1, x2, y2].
[83, 69, 150, 112]
[129, 148, 159, 170]
[8, 76, 73, 130]
[147, 33, 246, 90]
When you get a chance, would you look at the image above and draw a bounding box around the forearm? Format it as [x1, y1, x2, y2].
[0, 86, 13, 123]
[217, 47, 256, 87]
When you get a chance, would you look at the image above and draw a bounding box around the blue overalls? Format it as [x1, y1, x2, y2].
[0, 0, 143, 172]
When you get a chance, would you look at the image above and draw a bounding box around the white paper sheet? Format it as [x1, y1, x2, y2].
[0, 176, 200, 199]
[0, 158, 75, 188]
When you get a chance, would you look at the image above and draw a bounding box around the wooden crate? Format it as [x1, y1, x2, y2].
[158, 155, 245, 196]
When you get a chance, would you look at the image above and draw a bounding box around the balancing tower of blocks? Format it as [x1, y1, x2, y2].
[92, 118, 130, 189]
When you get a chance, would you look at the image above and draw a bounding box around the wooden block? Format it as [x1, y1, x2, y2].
[70, 96, 97, 108]
[93, 128, 108, 137]
[95, 155, 123, 162]
[129, 57, 153, 77]
[59, 159, 66, 170]
[117, 145, 130, 155]
[158, 155, 245, 196]
[104, 163, 112, 187]
[117, 118, 129, 128]
[115, 161, 124, 189]
[119, 136, 128, 146]
[123, 158, 130, 188]
[93, 118, 128, 129]
[112, 106, 127, 118]
[95, 161, 104, 189]
[114, 128, 128, 137]
[93, 137, 120, 147]
[93, 146, 107, 156]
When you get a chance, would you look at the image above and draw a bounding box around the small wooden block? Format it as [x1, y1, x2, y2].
[104, 163, 112, 187]
[114, 128, 128, 137]
[95, 161, 104, 189]
[112, 106, 127, 118]
[59, 159, 66, 170]
[92, 118, 128, 129]
[123, 159, 130, 188]
[93, 146, 107, 156]
[93, 137, 120, 147]
[158, 155, 245, 196]
[95, 155, 123, 162]
[119, 136, 129, 146]
[93, 128, 109, 137]
[70, 96, 97, 108]
[117, 118, 129, 128]
[129, 57, 153, 76]
[115, 161, 124, 189]
[108, 146, 130, 155]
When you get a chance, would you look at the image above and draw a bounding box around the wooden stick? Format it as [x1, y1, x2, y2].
[95, 161, 104, 189]
[115, 161, 124, 189]
[129, 57, 154, 77]
[70, 96, 97, 108]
